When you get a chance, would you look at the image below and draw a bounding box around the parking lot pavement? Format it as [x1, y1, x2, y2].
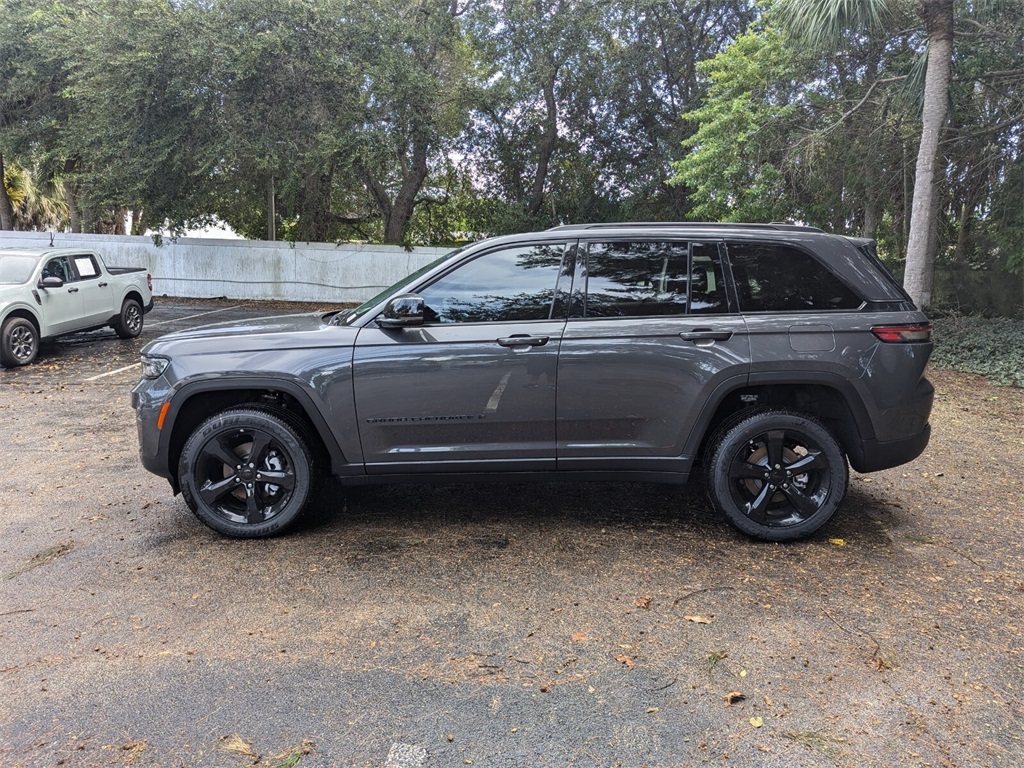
[2, 300, 1024, 767]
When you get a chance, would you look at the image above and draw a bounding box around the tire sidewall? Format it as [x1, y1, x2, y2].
[707, 410, 848, 542]
[179, 409, 313, 538]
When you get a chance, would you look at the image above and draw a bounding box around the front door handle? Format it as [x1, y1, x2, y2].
[680, 329, 732, 342]
[497, 335, 549, 348]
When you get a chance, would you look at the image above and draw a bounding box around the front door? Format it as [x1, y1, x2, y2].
[353, 242, 573, 474]
[38, 256, 83, 335]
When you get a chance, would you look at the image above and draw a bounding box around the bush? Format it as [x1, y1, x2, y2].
[930, 315, 1024, 387]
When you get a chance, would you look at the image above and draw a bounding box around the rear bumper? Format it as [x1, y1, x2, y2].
[850, 423, 931, 473]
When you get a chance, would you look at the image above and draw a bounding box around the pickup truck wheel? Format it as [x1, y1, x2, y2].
[1, 317, 39, 367]
[706, 409, 848, 542]
[179, 408, 315, 538]
[114, 298, 144, 339]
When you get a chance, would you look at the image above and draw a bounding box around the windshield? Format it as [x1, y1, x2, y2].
[334, 245, 472, 326]
[0, 254, 40, 285]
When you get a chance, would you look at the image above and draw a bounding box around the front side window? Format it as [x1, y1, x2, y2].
[728, 243, 862, 312]
[417, 244, 566, 324]
[41, 257, 72, 283]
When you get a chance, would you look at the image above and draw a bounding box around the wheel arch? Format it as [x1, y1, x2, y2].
[686, 372, 875, 471]
[2, 306, 42, 335]
[160, 377, 348, 493]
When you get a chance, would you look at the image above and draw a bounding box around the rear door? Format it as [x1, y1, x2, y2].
[352, 241, 574, 474]
[69, 253, 115, 327]
[555, 239, 750, 472]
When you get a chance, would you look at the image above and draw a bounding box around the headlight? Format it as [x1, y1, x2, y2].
[140, 355, 170, 379]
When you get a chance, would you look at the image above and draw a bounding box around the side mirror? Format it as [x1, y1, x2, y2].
[377, 294, 425, 329]
[40, 276, 64, 289]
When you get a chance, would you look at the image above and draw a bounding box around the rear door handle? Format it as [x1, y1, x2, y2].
[680, 329, 732, 342]
[497, 335, 549, 348]
[98, 282, 108, 288]
[67, 287, 80, 293]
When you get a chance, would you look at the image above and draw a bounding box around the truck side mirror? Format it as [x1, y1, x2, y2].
[39, 276, 64, 289]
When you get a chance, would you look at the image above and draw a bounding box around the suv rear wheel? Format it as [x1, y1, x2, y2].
[179, 408, 316, 537]
[706, 409, 848, 541]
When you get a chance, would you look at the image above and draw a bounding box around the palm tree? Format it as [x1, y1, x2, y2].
[777, 0, 956, 309]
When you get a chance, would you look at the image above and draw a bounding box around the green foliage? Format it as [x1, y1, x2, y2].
[669, 26, 799, 222]
[930, 315, 1024, 387]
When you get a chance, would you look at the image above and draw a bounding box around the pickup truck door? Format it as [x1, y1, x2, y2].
[70, 253, 116, 326]
[37, 256, 84, 336]
[351, 242, 573, 475]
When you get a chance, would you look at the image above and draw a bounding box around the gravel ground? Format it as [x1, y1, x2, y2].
[1, 301, 1022, 768]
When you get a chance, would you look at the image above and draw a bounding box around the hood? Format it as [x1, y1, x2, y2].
[142, 311, 353, 357]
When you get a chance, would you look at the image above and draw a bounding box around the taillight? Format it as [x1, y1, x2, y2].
[147, 273, 153, 292]
[871, 323, 932, 343]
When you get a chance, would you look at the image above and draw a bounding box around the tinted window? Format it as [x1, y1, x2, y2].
[418, 244, 564, 324]
[584, 241, 730, 317]
[41, 257, 72, 283]
[728, 243, 861, 312]
[585, 241, 689, 317]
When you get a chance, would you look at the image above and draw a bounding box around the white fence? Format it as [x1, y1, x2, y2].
[0, 231, 449, 304]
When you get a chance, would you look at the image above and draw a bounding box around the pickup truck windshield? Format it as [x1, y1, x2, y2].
[0, 254, 40, 285]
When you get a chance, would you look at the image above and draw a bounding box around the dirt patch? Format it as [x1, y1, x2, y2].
[2, 316, 1023, 768]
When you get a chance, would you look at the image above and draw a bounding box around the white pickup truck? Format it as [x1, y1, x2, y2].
[0, 247, 153, 367]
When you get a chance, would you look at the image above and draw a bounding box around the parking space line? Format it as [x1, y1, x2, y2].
[84, 363, 139, 382]
[148, 305, 242, 327]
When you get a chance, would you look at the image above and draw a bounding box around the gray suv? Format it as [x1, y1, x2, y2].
[132, 223, 933, 541]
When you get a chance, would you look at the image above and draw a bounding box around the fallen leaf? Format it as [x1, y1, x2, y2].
[749, 717, 764, 728]
[572, 632, 587, 643]
[724, 691, 745, 706]
[828, 538, 846, 547]
[634, 595, 651, 609]
[614, 654, 635, 668]
[684, 615, 713, 624]
[646, 707, 660, 713]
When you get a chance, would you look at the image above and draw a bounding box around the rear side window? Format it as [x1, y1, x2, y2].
[72, 255, 101, 279]
[728, 243, 862, 312]
[583, 241, 729, 317]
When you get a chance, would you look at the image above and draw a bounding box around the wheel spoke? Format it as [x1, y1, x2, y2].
[730, 457, 768, 481]
[203, 439, 242, 470]
[258, 469, 295, 490]
[745, 483, 774, 524]
[765, 430, 786, 468]
[782, 485, 820, 519]
[199, 476, 239, 505]
[244, 489, 266, 524]
[787, 450, 827, 474]
[246, 431, 272, 465]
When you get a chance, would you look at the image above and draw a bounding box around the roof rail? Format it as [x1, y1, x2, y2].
[546, 221, 824, 233]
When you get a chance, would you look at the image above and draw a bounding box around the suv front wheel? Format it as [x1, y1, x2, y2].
[179, 408, 317, 537]
[706, 409, 848, 541]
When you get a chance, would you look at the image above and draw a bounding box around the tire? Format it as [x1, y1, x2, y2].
[178, 408, 317, 538]
[1, 316, 39, 367]
[114, 298, 144, 339]
[706, 409, 848, 542]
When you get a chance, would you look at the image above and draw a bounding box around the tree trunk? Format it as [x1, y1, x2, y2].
[903, 0, 954, 308]
[359, 132, 430, 245]
[63, 159, 82, 233]
[0, 153, 16, 231]
[528, 70, 559, 219]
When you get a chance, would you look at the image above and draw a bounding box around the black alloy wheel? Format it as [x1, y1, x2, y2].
[706, 409, 848, 541]
[179, 408, 316, 537]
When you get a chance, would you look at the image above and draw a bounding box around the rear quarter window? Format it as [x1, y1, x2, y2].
[728, 242, 862, 312]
